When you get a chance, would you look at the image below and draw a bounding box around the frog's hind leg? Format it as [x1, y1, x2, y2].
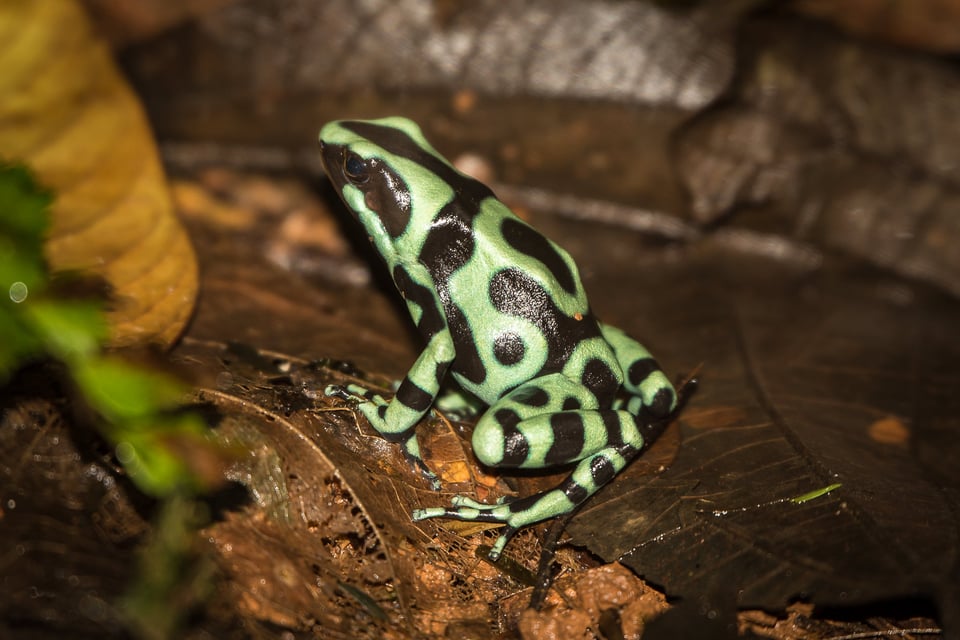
[414, 376, 663, 559]
[599, 322, 676, 418]
[467, 374, 603, 472]
[416, 409, 657, 559]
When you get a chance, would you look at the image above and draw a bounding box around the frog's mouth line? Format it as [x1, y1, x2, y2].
[318, 141, 348, 195]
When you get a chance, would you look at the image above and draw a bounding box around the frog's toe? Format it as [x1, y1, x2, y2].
[411, 460, 441, 491]
[487, 527, 517, 561]
[399, 437, 441, 490]
[324, 384, 355, 401]
[412, 505, 517, 561]
[412, 499, 525, 561]
[412, 498, 511, 524]
[411, 506, 446, 521]
[450, 495, 491, 509]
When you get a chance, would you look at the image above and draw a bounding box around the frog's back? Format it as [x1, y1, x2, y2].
[427, 196, 615, 402]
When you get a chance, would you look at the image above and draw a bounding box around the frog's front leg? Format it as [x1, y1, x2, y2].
[328, 331, 454, 489]
[413, 375, 660, 559]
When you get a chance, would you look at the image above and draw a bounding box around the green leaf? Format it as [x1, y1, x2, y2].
[0, 162, 51, 297]
[0, 253, 46, 300]
[0, 162, 51, 240]
[789, 483, 842, 505]
[1, 161, 216, 501]
[121, 496, 215, 639]
[0, 306, 41, 380]
[72, 356, 186, 422]
[114, 421, 210, 496]
[22, 299, 106, 361]
[72, 357, 221, 497]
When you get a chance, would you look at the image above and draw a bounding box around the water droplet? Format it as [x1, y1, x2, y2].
[78, 594, 108, 621]
[8, 281, 28, 303]
[115, 442, 135, 464]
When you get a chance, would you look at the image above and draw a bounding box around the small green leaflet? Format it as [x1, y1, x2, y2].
[789, 483, 843, 505]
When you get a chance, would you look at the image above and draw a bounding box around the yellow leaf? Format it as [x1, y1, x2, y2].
[0, 0, 198, 347]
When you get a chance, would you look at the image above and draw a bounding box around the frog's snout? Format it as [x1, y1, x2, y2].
[318, 140, 341, 181]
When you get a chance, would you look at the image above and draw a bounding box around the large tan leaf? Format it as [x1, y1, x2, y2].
[0, 0, 197, 347]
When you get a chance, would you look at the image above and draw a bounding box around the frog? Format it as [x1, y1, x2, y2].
[319, 116, 680, 560]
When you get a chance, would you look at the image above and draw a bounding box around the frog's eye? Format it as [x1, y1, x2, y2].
[343, 152, 369, 185]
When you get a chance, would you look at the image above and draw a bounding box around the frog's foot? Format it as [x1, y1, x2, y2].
[413, 497, 517, 560]
[413, 491, 570, 560]
[324, 383, 357, 402]
[401, 434, 441, 491]
[326, 384, 392, 419]
[325, 385, 439, 488]
[324, 383, 385, 404]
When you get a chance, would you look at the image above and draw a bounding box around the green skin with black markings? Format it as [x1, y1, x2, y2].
[319, 116, 678, 560]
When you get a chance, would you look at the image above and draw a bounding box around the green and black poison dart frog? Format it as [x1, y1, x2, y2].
[319, 116, 679, 560]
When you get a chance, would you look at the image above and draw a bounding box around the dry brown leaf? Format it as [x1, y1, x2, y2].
[0, 0, 197, 347]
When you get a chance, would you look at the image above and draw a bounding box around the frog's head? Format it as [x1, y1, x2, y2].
[319, 117, 463, 268]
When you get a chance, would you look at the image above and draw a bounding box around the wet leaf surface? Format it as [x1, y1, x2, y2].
[566, 248, 960, 621]
[0, 0, 197, 347]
